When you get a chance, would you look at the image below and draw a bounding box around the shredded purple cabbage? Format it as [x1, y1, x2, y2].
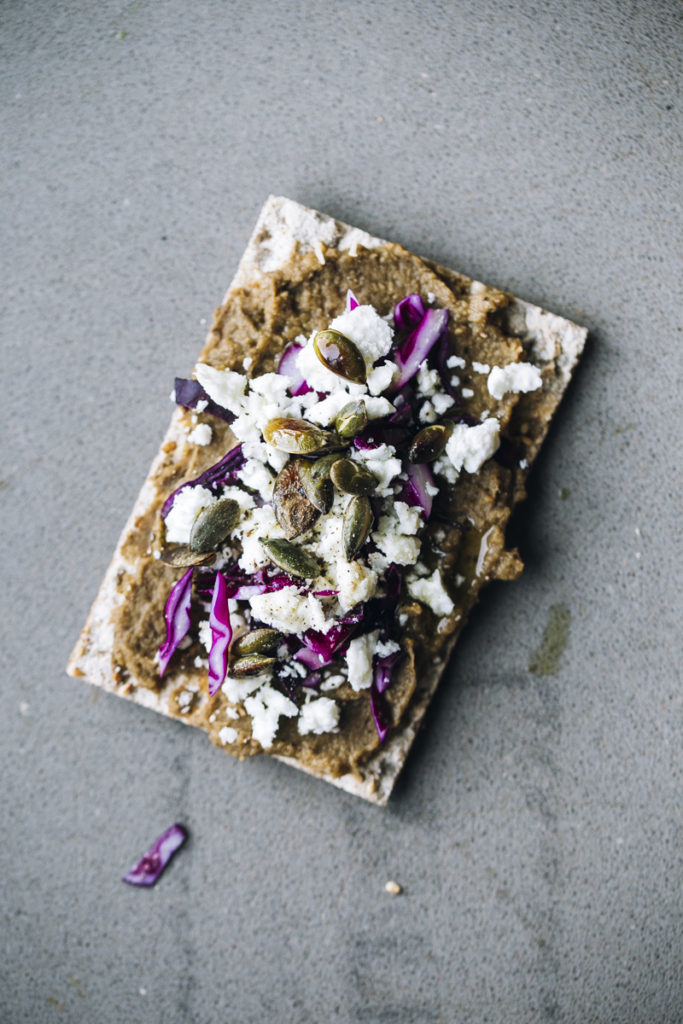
[158, 568, 194, 677]
[393, 308, 450, 390]
[373, 649, 403, 695]
[300, 607, 365, 664]
[370, 687, 391, 744]
[161, 445, 245, 519]
[196, 565, 302, 602]
[277, 343, 313, 397]
[173, 378, 236, 423]
[122, 823, 188, 887]
[400, 462, 434, 519]
[207, 572, 232, 696]
[393, 293, 425, 332]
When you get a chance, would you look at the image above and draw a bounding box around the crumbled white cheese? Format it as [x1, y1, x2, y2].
[472, 361, 490, 374]
[376, 638, 400, 659]
[352, 443, 402, 497]
[338, 227, 377, 258]
[218, 726, 239, 745]
[243, 685, 298, 748]
[164, 485, 215, 544]
[222, 673, 268, 704]
[321, 673, 345, 692]
[240, 459, 274, 499]
[194, 364, 246, 413]
[187, 423, 212, 446]
[416, 363, 441, 397]
[195, 399, 208, 413]
[366, 361, 397, 395]
[298, 697, 340, 736]
[447, 354, 466, 369]
[407, 569, 455, 617]
[346, 631, 379, 691]
[328, 304, 394, 366]
[487, 362, 542, 400]
[236, 504, 281, 572]
[393, 500, 422, 536]
[250, 587, 331, 635]
[250, 372, 292, 404]
[306, 391, 394, 427]
[461, 388, 474, 399]
[431, 392, 455, 415]
[445, 419, 500, 474]
[336, 559, 378, 612]
[372, 512, 422, 565]
[420, 400, 439, 425]
[433, 454, 458, 483]
[219, 486, 256, 512]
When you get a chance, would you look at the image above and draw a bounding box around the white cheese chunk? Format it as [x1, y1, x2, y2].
[218, 726, 239, 745]
[187, 423, 212, 446]
[407, 569, 455, 617]
[194, 364, 247, 413]
[250, 587, 331, 635]
[336, 559, 378, 612]
[472, 361, 490, 374]
[243, 685, 298, 748]
[346, 631, 379, 691]
[328, 304, 394, 366]
[416, 363, 441, 397]
[352, 443, 402, 497]
[164, 485, 215, 544]
[393, 501, 422, 536]
[445, 419, 500, 474]
[366, 361, 397, 395]
[431, 392, 455, 415]
[298, 697, 340, 736]
[487, 362, 542, 400]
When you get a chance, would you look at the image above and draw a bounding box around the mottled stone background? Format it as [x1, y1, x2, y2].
[1, 1, 681, 1021]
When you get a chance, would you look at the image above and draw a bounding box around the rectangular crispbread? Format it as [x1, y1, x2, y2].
[67, 196, 587, 804]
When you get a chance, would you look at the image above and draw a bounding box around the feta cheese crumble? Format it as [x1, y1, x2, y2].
[346, 632, 378, 691]
[250, 587, 332, 635]
[407, 569, 455, 617]
[187, 423, 212, 446]
[298, 697, 340, 736]
[445, 419, 500, 475]
[487, 362, 542, 400]
[164, 485, 215, 544]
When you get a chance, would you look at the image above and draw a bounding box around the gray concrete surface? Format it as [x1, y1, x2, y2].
[1, 1, 681, 1021]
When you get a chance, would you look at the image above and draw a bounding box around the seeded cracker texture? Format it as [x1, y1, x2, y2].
[67, 196, 587, 805]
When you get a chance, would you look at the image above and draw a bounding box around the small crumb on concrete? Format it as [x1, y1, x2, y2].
[18, 701, 30, 716]
[385, 880, 402, 895]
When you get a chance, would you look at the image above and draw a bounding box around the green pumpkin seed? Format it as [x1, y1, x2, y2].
[230, 654, 277, 677]
[260, 537, 321, 578]
[159, 545, 217, 567]
[231, 629, 282, 658]
[343, 495, 374, 560]
[189, 497, 240, 552]
[408, 423, 454, 464]
[335, 400, 368, 439]
[298, 461, 334, 513]
[272, 461, 321, 539]
[263, 417, 343, 455]
[330, 458, 378, 496]
[313, 330, 367, 385]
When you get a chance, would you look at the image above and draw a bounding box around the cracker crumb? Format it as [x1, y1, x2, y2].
[385, 880, 402, 895]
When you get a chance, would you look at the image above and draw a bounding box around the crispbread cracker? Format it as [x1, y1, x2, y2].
[68, 196, 586, 804]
